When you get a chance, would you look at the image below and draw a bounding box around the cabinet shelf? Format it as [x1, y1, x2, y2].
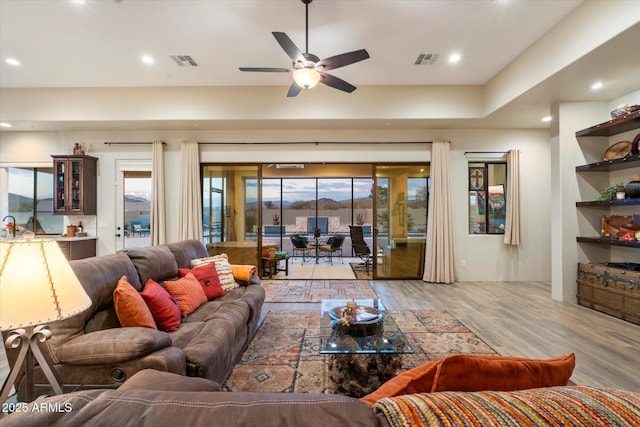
[575, 110, 640, 137]
[576, 199, 640, 207]
[577, 236, 640, 248]
[575, 155, 640, 172]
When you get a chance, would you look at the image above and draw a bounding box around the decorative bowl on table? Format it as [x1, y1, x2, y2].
[329, 305, 383, 324]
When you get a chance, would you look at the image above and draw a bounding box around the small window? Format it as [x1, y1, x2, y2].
[468, 162, 507, 234]
[6, 167, 64, 234]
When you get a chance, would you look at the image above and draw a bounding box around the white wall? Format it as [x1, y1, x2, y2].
[1, 127, 551, 282]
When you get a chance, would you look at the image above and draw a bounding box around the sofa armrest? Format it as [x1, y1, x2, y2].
[56, 327, 171, 365]
[119, 369, 221, 392]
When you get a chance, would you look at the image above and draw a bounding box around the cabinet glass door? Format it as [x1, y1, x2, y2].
[54, 159, 66, 213]
[70, 159, 82, 212]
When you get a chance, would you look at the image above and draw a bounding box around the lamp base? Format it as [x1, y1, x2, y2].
[1, 325, 63, 405]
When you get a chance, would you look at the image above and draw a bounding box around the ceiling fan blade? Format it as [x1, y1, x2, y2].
[287, 81, 303, 98]
[272, 32, 305, 64]
[239, 67, 291, 73]
[316, 49, 370, 71]
[319, 72, 357, 93]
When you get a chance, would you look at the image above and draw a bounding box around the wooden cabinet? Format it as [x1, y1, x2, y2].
[575, 111, 640, 249]
[57, 238, 97, 260]
[52, 155, 98, 215]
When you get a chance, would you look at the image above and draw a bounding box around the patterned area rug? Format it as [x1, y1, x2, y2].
[262, 279, 377, 303]
[223, 310, 497, 394]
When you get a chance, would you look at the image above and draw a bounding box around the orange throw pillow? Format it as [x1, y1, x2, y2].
[163, 273, 207, 317]
[360, 360, 439, 406]
[431, 353, 576, 393]
[113, 276, 157, 329]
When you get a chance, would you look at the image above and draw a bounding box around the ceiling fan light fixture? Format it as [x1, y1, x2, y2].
[293, 68, 321, 89]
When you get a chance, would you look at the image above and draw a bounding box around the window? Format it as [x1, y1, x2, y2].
[469, 162, 507, 234]
[6, 167, 63, 234]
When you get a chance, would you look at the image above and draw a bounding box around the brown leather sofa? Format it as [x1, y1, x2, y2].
[4, 240, 265, 397]
[3, 369, 638, 427]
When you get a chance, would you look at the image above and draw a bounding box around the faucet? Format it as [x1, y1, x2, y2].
[2, 215, 16, 237]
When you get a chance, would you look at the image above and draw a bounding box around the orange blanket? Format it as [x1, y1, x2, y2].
[231, 265, 257, 282]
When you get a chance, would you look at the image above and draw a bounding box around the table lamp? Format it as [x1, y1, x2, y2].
[0, 234, 91, 403]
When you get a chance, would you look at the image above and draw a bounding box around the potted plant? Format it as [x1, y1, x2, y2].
[272, 214, 280, 225]
[597, 183, 625, 201]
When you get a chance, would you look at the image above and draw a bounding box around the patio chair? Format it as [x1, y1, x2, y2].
[129, 220, 150, 237]
[290, 235, 314, 264]
[349, 225, 372, 271]
[319, 234, 345, 264]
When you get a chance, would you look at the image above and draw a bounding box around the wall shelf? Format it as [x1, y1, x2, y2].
[576, 236, 640, 248]
[576, 199, 640, 207]
[575, 110, 640, 137]
[575, 155, 640, 172]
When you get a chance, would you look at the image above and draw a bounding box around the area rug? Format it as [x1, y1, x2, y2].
[262, 279, 377, 303]
[349, 263, 373, 280]
[223, 310, 497, 394]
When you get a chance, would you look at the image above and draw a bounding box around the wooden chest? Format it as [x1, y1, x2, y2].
[577, 263, 640, 325]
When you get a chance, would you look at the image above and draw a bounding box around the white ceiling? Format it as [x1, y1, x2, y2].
[1, 0, 639, 131]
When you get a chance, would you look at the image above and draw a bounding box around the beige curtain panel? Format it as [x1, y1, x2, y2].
[503, 149, 521, 245]
[179, 140, 203, 241]
[423, 140, 457, 284]
[151, 140, 166, 245]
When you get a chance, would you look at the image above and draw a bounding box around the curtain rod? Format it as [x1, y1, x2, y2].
[464, 151, 507, 155]
[198, 141, 434, 145]
[104, 141, 166, 145]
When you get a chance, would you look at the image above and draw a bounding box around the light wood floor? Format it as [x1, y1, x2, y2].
[263, 280, 640, 392]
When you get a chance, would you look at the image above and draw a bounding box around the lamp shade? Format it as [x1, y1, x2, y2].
[293, 68, 321, 89]
[0, 238, 91, 331]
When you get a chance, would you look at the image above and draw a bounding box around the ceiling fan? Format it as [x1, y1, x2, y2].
[239, 0, 370, 97]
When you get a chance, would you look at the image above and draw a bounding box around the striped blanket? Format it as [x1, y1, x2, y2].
[374, 386, 640, 427]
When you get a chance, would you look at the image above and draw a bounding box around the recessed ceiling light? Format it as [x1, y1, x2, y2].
[0, 122, 12, 128]
[141, 55, 154, 65]
[590, 81, 603, 90]
[542, 116, 552, 123]
[5, 58, 20, 66]
[448, 53, 461, 63]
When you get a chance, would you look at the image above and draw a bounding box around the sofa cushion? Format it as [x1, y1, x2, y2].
[113, 276, 157, 329]
[141, 279, 182, 332]
[191, 254, 239, 292]
[165, 240, 209, 269]
[431, 353, 575, 392]
[56, 327, 171, 365]
[178, 264, 225, 300]
[164, 273, 207, 317]
[126, 245, 179, 288]
[374, 387, 640, 427]
[118, 369, 222, 392]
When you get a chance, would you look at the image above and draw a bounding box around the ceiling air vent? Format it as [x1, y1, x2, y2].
[414, 53, 439, 65]
[171, 55, 198, 67]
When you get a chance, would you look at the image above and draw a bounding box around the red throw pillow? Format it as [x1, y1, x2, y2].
[360, 360, 439, 406]
[178, 264, 224, 300]
[431, 353, 576, 393]
[163, 273, 207, 317]
[140, 279, 182, 332]
[113, 276, 157, 329]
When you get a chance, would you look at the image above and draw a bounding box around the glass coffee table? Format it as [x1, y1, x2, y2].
[320, 298, 413, 397]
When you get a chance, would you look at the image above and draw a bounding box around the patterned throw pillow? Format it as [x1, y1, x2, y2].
[190, 254, 239, 292]
[113, 276, 157, 329]
[163, 273, 208, 317]
[178, 263, 225, 300]
[140, 279, 182, 332]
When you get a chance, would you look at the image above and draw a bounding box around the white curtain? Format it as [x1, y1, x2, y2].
[423, 140, 456, 284]
[503, 149, 521, 245]
[178, 140, 203, 241]
[151, 140, 166, 245]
